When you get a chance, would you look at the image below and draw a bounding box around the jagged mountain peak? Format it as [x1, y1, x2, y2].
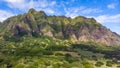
[0, 9, 120, 46]
[28, 8, 37, 13]
[28, 8, 46, 17]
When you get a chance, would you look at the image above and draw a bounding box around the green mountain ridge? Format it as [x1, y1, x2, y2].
[0, 8, 120, 68]
[0, 8, 120, 46]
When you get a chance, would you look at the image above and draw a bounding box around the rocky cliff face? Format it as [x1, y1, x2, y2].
[1, 8, 120, 46]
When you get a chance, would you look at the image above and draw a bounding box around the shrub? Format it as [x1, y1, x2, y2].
[52, 62, 61, 68]
[95, 61, 104, 67]
[42, 50, 53, 55]
[65, 58, 78, 63]
[117, 65, 120, 68]
[106, 61, 114, 67]
[76, 49, 95, 59]
[65, 53, 71, 58]
[0, 59, 3, 63]
[64, 53, 79, 63]
[55, 52, 64, 56]
[45, 45, 68, 51]
[82, 62, 94, 68]
[14, 63, 25, 68]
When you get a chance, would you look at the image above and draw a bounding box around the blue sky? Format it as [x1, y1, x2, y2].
[0, 0, 120, 34]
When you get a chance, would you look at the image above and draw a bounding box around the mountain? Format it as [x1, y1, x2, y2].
[0, 8, 120, 46]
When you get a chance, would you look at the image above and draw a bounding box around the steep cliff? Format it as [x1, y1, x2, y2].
[1, 8, 120, 46]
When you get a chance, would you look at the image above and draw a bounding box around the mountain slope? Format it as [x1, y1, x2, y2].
[0, 8, 120, 46]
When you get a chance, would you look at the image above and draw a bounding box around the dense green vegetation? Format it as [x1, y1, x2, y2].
[0, 8, 120, 68]
[0, 36, 120, 68]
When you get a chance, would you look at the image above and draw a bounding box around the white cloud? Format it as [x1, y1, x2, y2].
[4, 0, 27, 10]
[51, 1, 56, 6]
[64, 6, 102, 18]
[0, 10, 14, 22]
[95, 14, 120, 23]
[0, 0, 56, 22]
[64, 7, 85, 18]
[4, 0, 24, 3]
[44, 8, 55, 14]
[87, 14, 120, 34]
[107, 3, 116, 9]
[4, 0, 56, 12]
[81, 8, 102, 14]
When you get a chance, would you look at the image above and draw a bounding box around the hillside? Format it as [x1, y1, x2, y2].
[0, 8, 120, 46]
[0, 8, 120, 68]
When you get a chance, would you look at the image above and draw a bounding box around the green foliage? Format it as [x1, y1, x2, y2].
[117, 65, 120, 68]
[82, 61, 94, 68]
[19, 31, 28, 36]
[65, 53, 72, 58]
[55, 52, 64, 56]
[0, 9, 120, 68]
[45, 45, 69, 51]
[71, 41, 118, 60]
[95, 61, 104, 67]
[64, 53, 78, 63]
[76, 49, 95, 59]
[14, 63, 25, 68]
[32, 32, 40, 37]
[0, 36, 119, 67]
[106, 61, 114, 67]
[3, 36, 22, 42]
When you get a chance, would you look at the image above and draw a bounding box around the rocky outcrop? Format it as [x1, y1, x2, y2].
[1, 8, 120, 46]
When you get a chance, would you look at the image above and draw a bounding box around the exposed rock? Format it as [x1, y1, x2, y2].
[1, 8, 120, 46]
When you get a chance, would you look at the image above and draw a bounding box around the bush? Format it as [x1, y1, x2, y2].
[106, 61, 114, 67]
[45, 45, 68, 51]
[52, 62, 61, 68]
[76, 49, 95, 59]
[64, 53, 78, 63]
[42, 50, 53, 55]
[14, 63, 25, 68]
[55, 52, 64, 56]
[65, 57, 78, 63]
[95, 61, 104, 67]
[117, 65, 120, 68]
[82, 62, 94, 68]
[65, 53, 71, 58]
[0, 59, 3, 63]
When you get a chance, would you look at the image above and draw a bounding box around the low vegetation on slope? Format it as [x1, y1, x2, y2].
[0, 36, 120, 68]
[0, 8, 120, 68]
